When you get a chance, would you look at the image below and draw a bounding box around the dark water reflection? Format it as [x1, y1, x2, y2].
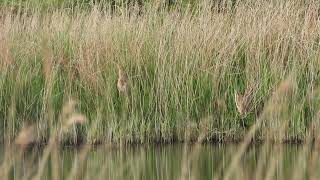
[4, 143, 303, 179]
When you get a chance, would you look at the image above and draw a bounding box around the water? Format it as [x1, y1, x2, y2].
[2, 144, 306, 179]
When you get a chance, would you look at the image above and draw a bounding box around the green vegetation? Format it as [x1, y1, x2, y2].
[0, 0, 319, 144]
[2, 1, 320, 180]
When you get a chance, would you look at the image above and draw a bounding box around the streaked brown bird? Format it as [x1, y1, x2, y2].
[234, 86, 254, 116]
[117, 65, 129, 96]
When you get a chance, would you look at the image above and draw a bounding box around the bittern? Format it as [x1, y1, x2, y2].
[234, 86, 254, 116]
[117, 65, 129, 96]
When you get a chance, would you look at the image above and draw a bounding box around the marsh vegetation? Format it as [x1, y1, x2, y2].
[1, 0, 320, 179]
[1, 0, 320, 144]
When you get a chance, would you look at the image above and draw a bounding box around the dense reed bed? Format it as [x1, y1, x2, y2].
[1, 0, 320, 144]
[2, 1, 320, 180]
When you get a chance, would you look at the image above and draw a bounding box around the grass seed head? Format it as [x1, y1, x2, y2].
[62, 99, 77, 117]
[61, 100, 86, 132]
[63, 113, 86, 130]
[15, 125, 36, 148]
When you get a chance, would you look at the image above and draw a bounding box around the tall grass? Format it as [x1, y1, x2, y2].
[0, 0, 320, 144]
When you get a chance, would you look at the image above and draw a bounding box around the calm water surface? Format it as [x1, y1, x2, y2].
[3, 144, 304, 179]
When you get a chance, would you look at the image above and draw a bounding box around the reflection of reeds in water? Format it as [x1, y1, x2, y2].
[3, 136, 320, 180]
[180, 144, 202, 180]
[0, 125, 37, 179]
[67, 145, 91, 180]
